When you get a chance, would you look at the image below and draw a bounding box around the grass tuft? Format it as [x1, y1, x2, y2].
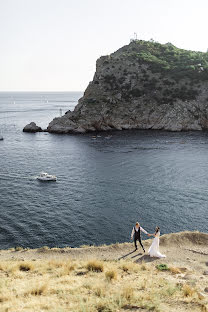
[122, 286, 134, 302]
[86, 260, 104, 272]
[169, 266, 181, 274]
[120, 262, 138, 273]
[140, 262, 147, 271]
[96, 302, 112, 312]
[105, 270, 117, 281]
[27, 283, 48, 296]
[15, 246, 24, 251]
[19, 262, 34, 272]
[0, 296, 8, 303]
[94, 286, 106, 297]
[38, 246, 50, 252]
[183, 284, 195, 297]
[120, 264, 129, 272]
[48, 259, 64, 268]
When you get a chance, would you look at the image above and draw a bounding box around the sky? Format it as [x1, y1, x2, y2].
[0, 0, 208, 91]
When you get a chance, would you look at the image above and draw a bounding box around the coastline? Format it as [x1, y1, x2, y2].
[0, 231, 207, 264]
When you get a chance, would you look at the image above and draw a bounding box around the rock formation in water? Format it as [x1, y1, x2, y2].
[27, 40, 208, 133]
[23, 122, 42, 133]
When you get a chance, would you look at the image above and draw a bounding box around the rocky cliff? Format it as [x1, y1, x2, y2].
[47, 40, 208, 132]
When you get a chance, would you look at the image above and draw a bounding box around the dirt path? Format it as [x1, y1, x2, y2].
[0, 231, 207, 273]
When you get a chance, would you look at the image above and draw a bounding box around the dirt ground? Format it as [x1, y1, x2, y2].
[0, 231, 207, 270]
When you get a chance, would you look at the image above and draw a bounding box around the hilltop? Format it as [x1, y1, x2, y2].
[42, 40, 208, 134]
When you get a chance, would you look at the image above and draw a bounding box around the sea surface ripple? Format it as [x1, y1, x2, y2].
[0, 92, 207, 249]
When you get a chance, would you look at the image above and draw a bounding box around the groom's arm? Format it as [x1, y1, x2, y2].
[140, 226, 149, 235]
[131, 227, 135, 239]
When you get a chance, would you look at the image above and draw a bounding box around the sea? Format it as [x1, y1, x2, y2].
[0, 91, 207, 250]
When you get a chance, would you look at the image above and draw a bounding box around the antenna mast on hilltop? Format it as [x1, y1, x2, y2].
[130, 32, 138, 43]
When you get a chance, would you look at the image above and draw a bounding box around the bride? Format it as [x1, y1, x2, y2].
[148, 226, 166, 258]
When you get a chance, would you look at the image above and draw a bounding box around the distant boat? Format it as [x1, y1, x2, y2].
[37, 172, 57, 182]
[91, 135, 101, 139]
[0, 135, 3, 141]
[105, 135, 112, 139]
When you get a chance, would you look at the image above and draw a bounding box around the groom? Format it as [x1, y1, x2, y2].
[131, 222, 150, 253]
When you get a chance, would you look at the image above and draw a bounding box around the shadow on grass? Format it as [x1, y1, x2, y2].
[118, 250, 136, 260]
[131, 252, 143, 259]
[134, 254, 158, 263]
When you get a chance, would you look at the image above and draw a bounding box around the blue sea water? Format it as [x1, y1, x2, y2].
[0, 91, 207, 249]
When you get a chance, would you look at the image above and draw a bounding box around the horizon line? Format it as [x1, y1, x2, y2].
[0, 90, 84, 92]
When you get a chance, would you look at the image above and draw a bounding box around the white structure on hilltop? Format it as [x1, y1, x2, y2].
[130, 32, 138, 43]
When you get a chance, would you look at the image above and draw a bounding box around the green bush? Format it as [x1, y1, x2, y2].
[120, 40, 208, 82]
[156, 264, 169, 271]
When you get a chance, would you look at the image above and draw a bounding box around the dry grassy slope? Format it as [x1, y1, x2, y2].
[0, 231, 207, 263]
[0, 231, 207, 312]
[0, 231, 207, 275]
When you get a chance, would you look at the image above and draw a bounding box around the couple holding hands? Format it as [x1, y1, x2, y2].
[131, 222, 166, 258]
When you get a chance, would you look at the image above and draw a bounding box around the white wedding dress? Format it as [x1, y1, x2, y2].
[148, 231, 166, 258]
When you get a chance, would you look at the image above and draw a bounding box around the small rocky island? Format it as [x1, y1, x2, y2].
[23, 122, 43, 133]
[24, 40, 208, 133]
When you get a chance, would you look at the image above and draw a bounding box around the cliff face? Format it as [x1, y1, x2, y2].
[47, 40, 208, 133]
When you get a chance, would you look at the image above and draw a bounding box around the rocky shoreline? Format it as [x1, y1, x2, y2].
[23, 40, 208, 134]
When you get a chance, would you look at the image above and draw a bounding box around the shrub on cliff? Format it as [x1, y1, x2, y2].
[121, 40, 208, 82]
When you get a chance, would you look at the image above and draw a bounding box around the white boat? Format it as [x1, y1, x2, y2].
[105, 135, 112, 139]
[37, 172, 57, 181]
